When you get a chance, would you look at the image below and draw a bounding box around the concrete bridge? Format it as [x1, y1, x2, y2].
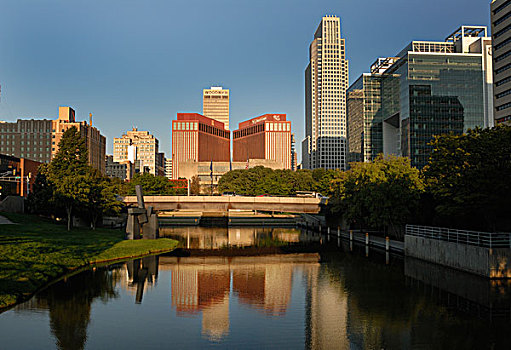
[123, 195, 324, 214]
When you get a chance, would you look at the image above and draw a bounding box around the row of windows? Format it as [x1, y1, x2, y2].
[494, 23, 511, 40]
[496, 62, 511, 74]
[495, 48, 511, 63]
[493, 0, 511, 15]
[495, 35, 511, 51]
[496, 101, 511, 111]
[496, 88, 511, 99]
[494, 11, 511, 27]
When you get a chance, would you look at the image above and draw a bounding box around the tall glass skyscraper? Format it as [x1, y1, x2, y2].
[302, 15, 349, 170]
[347, 58, 398, 163]
[381, 26, 493, 168]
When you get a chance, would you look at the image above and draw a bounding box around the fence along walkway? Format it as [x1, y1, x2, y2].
[406, 225, 511, 249]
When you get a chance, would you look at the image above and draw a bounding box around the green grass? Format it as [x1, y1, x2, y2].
[0, 212, 177, 309]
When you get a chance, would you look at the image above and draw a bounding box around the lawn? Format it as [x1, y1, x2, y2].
[0, 212, 177, 310]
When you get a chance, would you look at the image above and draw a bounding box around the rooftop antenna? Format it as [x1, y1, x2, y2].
[89, 112, 93, 126]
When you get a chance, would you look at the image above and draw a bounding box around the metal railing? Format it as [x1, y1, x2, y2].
[406, 225, 511, 249]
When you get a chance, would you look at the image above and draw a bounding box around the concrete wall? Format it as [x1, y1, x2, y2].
[404, 235, 511, 278]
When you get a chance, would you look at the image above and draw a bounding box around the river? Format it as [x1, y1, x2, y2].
[0, 226, 510, 349]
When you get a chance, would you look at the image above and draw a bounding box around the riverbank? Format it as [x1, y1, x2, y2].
[0, 212, 178, 311]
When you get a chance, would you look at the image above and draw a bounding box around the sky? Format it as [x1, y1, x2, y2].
[0, 0, 491, 160]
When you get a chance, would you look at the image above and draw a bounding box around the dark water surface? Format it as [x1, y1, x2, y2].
[1, 227, 510, 349]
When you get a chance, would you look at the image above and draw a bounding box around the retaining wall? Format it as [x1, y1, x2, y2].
[404, 235, 511, 278]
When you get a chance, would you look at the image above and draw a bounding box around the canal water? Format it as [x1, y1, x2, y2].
[1, 227, 510, 349]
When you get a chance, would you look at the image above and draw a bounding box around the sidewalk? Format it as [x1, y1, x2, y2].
[0, 215, 14, 224]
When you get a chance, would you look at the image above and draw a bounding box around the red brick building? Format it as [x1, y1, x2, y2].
[0, 154, 42, 198]
[233, 114, 292, 170]
[171, 113, 230, 179]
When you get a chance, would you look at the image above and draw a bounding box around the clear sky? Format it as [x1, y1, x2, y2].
[0, 0, 491, 161]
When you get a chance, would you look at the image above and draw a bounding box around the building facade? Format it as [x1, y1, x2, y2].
[0, 106, 106, 173]
[303, 15, 349, 170]
[171, 113, 230, 179]
[232, 114, 292, 170]
[0, 119, 52, 163]
[0, 154, 41, 198]
[105, 155, 134, 181]
[347, 58, 398, 163]
[491, 0, 511, 125]
[203, 87, 230, 130]
[52, 107, 106, 174]
[164, 158, 172, 179]
[113, 128, 161, 176]
[381, 26, 493, 168]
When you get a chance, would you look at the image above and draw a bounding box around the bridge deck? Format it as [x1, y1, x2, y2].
[123, 195, 323, 214]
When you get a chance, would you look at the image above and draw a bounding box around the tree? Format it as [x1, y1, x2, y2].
[190, 175, 201, 195]
[47, 127, 90, 231]
[331, 155, 424, 238]
[27, 164, 56, 216]
[423, 126, 511, 231]
[126, 173, 184, 195]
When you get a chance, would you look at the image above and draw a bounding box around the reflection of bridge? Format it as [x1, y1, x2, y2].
[123, 196, 324, 214]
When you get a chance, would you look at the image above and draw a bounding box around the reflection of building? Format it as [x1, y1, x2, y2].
[171, 113, 230, 180]
[113, 128, 162, 176]
[381, 26, 493, 168]
[347, 58, 398, 163]
[203, 87, 230, 130]
[171, 265, 230, 340]
[233, 114, 292, 170]
[303, 15, 349, 171]
[491, 0, 511, 125]
[304, 264, 348, 350]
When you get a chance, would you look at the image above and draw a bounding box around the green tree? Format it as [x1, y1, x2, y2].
[47, 127, 90, 231]
[127, 173, 185, 195]
[331, 155, 424, 238]
[27, 164, 56, 216]
[423, 126, 511, 231]
[190, 175, 201, 195]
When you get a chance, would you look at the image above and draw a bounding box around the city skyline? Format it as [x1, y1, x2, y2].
[0, 0, 491, 161]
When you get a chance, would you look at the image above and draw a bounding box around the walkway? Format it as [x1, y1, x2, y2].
[0, 215, 14, 224]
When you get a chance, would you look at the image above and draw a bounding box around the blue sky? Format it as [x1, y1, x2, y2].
[0, 0, 491, 160]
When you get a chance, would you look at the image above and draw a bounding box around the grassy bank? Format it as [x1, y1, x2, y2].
[0, 213, 178, 310]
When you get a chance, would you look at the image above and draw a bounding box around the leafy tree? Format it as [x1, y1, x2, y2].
[126, 173, 185, 195]
[27, 164, 56, 216]
[47, 127, 90, 231]
[190, 175, 201, 195]
[331, 155, 424, 238]
[218, 166, 325, 196]
[423, 126, 511, 231]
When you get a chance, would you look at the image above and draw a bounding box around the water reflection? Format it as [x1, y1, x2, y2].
[159, 226, 317, 249]
[2, 248, 511, 349]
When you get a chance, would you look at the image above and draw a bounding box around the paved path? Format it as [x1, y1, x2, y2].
[0, 215, 14, 224]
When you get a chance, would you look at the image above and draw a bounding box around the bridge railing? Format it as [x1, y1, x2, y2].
[406, 224, 511, 249]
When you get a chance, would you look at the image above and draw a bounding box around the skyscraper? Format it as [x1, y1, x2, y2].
[303, 15, 349, 170]
[381, 26, 493, 168]
[491, 0, 511, 125]
[203, 87, 230, 130]
[347, 57, 398, 163]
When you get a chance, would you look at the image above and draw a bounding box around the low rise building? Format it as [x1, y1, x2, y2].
[105, 155, 134, 181]
[0, 154, 42, 198]
[113, 128, 161, 176]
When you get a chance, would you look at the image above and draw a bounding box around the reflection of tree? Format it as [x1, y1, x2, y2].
[320, 251, 511, 349]
[36, 268, 120, 350]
